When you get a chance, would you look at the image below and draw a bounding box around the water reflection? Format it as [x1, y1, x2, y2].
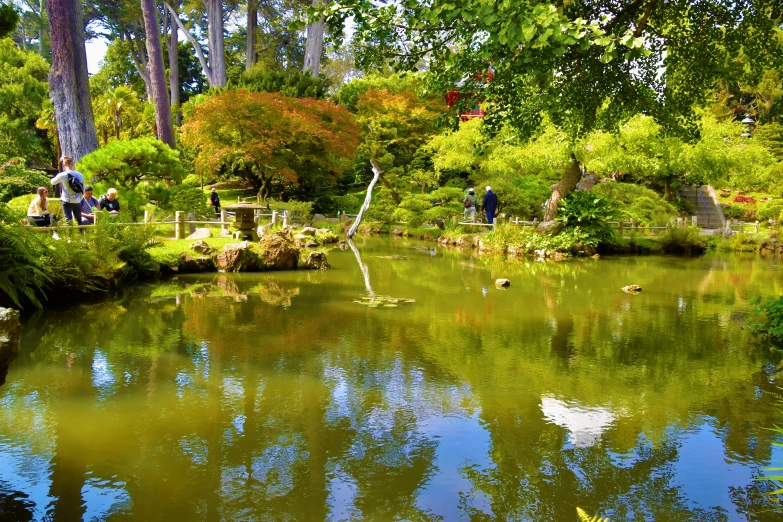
[1, 241, 782, 520]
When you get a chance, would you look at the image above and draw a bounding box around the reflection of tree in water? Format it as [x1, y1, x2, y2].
[2, 251, 783, 520]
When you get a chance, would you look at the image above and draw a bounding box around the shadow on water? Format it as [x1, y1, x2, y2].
[1, 239, 783, 520]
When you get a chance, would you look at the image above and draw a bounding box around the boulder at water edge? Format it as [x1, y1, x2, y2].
[300, 227, 317, 236]
[0, 308, 21, 387]
[495, 279, 511, 288]
[216, 242, 258, 272]
[536, 221, 564, 236]
[304, 251, 330, 270]
[190, 240, 213, 255]
[259, 231, 299, 271]
[187, 228, 212, 240]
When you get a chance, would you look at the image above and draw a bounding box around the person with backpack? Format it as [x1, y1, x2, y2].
[50, 156, 84, 225]
[482, 185, 498, 228]
[463, 187, 478, 221]
[209, 187, 221, 215]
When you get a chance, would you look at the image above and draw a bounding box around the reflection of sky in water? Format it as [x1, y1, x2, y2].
[0, 441, 53, 520]
[327, 464, 359, 521]
[540, 396, 620, 448]
[81, 472, 132, 521]
[417, 414, 493, 520]
[91, 350, 116, 399]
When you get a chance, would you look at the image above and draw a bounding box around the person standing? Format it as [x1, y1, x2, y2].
[27, 187, 53, 227]
[209, 187, 221, 215]
[100, 188, 120, 215]
[463, 187, 478, 222]
[50, 156, 84, 225]
[482, 186, 498, 228]
[80, 186, 101, 224]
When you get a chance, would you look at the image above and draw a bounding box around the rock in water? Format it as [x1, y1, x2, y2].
[179, 254, 202, 273]
[190, 240, 213, 255]
[0, 308, 21, 387]
[622, 285, 642, 293]
[187, 228, 212, 240]
[495, 278, 511, 288]
[536, 221, 564, 236]
[304, 251, 330, 270]
[259, 231, 300, 270]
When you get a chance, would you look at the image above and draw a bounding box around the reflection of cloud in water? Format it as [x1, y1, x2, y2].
[91, 350, 116, 399]
[540, 396, 619, 448]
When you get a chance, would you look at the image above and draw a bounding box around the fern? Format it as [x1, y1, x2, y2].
[576, 507, 611, 522]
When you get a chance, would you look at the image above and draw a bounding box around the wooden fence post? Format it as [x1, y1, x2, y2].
[630, 218, 635, 230]
[271, 210, 278, 225]
[618, 221, 624, 235]
[452, 215, 457, 227]
[739, 220, 745, 233]
[220, 209, 229, 236]
[755, 220, 760, 233]
[175, 211, 185, 239]
[143, 210, 150, 224]
[677, 217, 683, 228]
[282, 212, 288, 228]
[187, 212, 196, 234]
[692, 215, 698, 228]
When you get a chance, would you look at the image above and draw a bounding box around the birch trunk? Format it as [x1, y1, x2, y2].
[46, 0, 98, 162]
[302, 0, 324, 77]
[163, 1, 213, 87]
[167, 8, 181, 124]
[141, 0, 175, 148]
[246, 0, 257, 70]
[542, 155, 581, 222]
[347, 157, 382, 238]
[205, 0, 227, 87]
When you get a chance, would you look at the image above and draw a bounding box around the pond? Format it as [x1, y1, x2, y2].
[1, 238, 783, 521]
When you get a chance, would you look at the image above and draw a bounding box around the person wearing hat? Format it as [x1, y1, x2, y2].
[209, 187, 221, 215]
[482, 185, 498, 228]
[80, 185, 101, 224]
[463, 187, 478, 222]
[100, 188, 120, 215]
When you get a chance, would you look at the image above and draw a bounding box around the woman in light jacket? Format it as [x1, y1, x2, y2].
[27, 187, 52, 227]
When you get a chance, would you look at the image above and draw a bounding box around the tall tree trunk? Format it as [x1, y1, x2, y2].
[38, 0, 44, 55]
[163, 1, 213, 86]
[245, 0, 257, 70]
[542, 155, 581, 222]
[46, 0, 98, 162]
[123, 29, 153, 100]
[205, 0, 227, 87]
[167, 8, 180, 124]
[302, 0, 324, 77]
[141, 0, 175, 148]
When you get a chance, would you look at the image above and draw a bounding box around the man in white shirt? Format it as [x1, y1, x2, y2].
[50, 156, 85, 225]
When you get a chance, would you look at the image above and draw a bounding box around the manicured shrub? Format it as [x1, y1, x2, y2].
[334, 194, 361, 213]
[557, 190, 617, 246]
[593, 182, 677, 226]
[757, 199, 783, 221]
[168, 185, 209, 218]
[77, 137, 185, 189]
[0, 157, 50, 203]
[267, 199, 314, 220]
[659, 226, 706, 255]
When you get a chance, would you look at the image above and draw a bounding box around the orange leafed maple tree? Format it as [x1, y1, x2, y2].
[181, 89, 360, 199]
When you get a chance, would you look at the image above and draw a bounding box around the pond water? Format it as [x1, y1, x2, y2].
[2, 238, 783, 521]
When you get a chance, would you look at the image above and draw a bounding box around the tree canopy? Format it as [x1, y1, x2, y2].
[180, 89, 359, 199]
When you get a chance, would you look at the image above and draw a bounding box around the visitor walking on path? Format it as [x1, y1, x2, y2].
[50, 156, 84, 225]
[27, 187, 52, 227]
[482, 186, 498, 228]
[463, 188, 478, 221]
[210, 188, 221, 215]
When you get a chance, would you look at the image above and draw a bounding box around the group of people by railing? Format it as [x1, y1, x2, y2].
[25, 156, 120, 228]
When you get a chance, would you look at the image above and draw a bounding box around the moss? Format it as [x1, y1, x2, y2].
[148, 237, 236, 266]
